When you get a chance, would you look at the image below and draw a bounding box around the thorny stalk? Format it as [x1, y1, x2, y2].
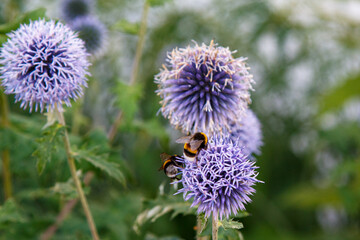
[55, 106, 100, 240]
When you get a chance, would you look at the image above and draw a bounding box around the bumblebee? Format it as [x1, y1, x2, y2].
[176, 132, 208, 162]
[159, 153, 183, 180]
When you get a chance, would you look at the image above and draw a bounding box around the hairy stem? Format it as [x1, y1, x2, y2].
[55, 107, 99, 240]
[212, 212, 218, 240]
[1, 90, 13, 200]
[107, 1, 150, 143]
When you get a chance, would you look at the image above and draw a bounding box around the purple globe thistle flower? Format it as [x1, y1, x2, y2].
[69, 16, 107, 56]
[155, 41, 254, 135]
[175, 136, 261, 219]
[60, 0, 94, 22]
[229, 109, 263, 156]
[0, 19, 90, 112]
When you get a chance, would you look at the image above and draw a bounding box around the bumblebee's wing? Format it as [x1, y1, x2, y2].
[190, 140, 204, 150]
[176, 136, 192, 143]
[160, 152, 171, 162]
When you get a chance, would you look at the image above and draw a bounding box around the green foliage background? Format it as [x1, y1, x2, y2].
[0, 0, 360, 239]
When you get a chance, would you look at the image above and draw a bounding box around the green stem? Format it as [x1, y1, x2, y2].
[40, 172, 95, 240]
[212, 212, 218, 240]
[55, 107, 99, 240]
[1, 90, 13, 200]
[107, 1, 150, 143]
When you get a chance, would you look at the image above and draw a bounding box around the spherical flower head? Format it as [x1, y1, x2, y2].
[176, 136, 261, 219]
[155, 41, 254, 135]
[60, 0, 94, 22]
[69, 16, 107, 56]
[229, 109, 263, 156]
[0, 19, 90, 112]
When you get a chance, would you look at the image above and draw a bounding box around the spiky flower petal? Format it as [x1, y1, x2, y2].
[155, 41, 254, 135]
[0, 19, 90, 112]
[176, 136, 261, 219]
[229, 109, 263, 156]
[69, 16, 107, 56]
[60, 0, 94, 22]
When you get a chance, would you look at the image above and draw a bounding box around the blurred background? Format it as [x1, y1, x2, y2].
[0, 0, 360, 239]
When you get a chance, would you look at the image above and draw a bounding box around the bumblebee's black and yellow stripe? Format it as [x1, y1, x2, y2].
[183, 144, 197, 158]
[177, 132, 208, 162]
[159, 153, 183, 180]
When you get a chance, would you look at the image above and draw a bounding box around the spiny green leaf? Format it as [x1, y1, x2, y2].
[218, 228, 244, 240]
[73, 148, 126, 185]
[0, 8, 47, 34]
[147, 0, 172, 7]
[51, 178, 79, 200]
[32, 123, 64, 175]
[133, 191, 195, 234]
[197, 213, 208, 235]
[318, 73, 360, 115]
[198, 215, 246, 238]
[220, 219, 244, 230]
[111, 19, 140, 35]
[0, 199, 26, 225]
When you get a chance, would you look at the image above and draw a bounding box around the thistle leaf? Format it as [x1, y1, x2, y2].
[73, 148, 126, 185]
[32, 123, 64, 175]
[133, 192, 195, 234]
[220, 219, 244, 230]
[0, 199, 26, 226]
[51, 178, 78, 200]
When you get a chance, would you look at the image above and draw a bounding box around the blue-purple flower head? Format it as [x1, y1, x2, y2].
[0, 19, 90, 112]
[60, 0, 94, 22]
[69, 16, 107, 56]
[176, 136, 261, 219]
[229, 109, 263, 156]
[155, 41, 254, 135]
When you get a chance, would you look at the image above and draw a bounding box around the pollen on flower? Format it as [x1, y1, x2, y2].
[155, 41, 254, 135]
[0, 19, 90, 112]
